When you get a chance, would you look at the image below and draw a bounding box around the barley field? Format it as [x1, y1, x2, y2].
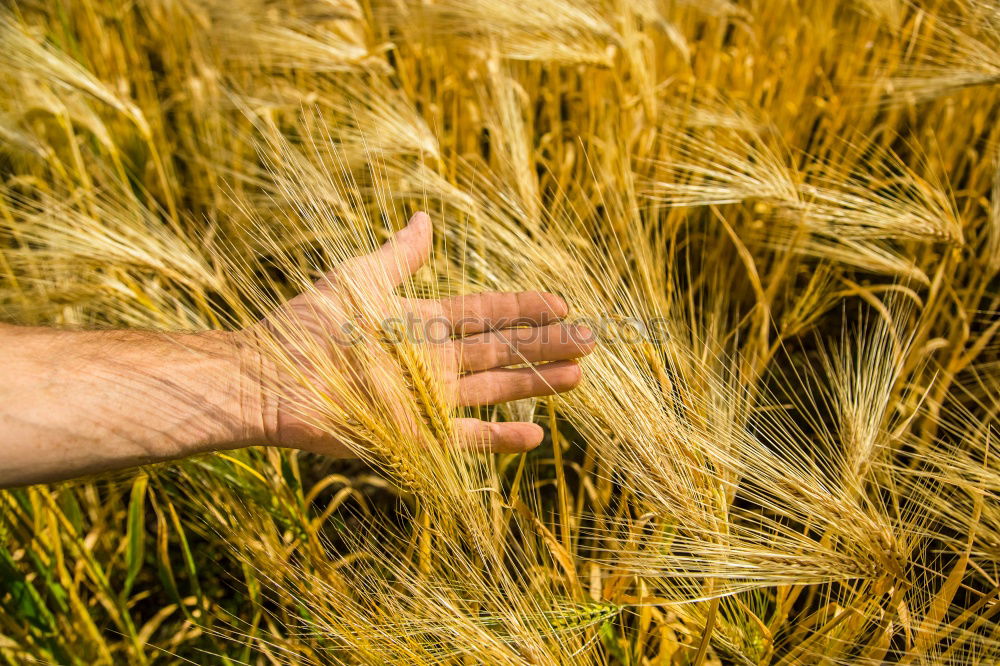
[2, 0, 1000, 663]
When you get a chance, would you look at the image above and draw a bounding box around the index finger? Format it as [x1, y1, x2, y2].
[435, 291, 568, 336]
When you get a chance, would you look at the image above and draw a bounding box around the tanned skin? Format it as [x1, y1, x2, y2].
[0, 213, 594, 488]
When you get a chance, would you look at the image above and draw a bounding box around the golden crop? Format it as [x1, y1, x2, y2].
[1, 0, 999, 663]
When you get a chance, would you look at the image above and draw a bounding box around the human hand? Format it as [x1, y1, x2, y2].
[236, 212, 594, 457]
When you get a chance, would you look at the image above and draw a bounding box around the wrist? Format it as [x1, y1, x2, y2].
[227, 327, 280, 448]
[173, 330, 265, 453]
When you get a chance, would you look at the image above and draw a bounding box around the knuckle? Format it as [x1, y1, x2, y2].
[515, 372, 535, 397]
[493, 338, 513, 367]
[510, 291, 527, 324]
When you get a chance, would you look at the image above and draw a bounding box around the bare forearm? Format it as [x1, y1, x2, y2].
[0, 324, 254, 487]
[0, 214, 593, 486]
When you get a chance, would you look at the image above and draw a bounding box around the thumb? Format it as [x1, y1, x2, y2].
[344, 211, 433, 290]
